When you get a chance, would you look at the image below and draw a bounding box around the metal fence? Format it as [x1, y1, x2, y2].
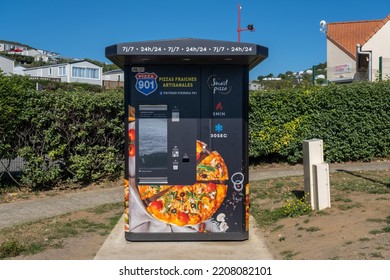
[103, 80, 124, 89]
[0, 157, 25, 174]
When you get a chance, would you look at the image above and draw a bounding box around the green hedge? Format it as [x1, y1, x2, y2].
[1, 72, 390, 189]
[0, 74, 123, 189]
[249, 82, 390, 163]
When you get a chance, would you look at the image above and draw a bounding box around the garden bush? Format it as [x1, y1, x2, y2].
[0, 74, 123, 189]
[249, 82, 390, 163]
[1, 72, 390, 189]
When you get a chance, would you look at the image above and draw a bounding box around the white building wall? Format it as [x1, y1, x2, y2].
[0, 55, 14, 74]
[327, 40, 356, 82]
[23, 61, 102, 85]
[14, 66, 26, 75]
[102, 70, 124, 81]
[363, 20, 390, 80]
[69, 61, 102, 85]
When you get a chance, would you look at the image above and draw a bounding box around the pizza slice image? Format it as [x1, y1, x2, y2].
[197, 151, 229, 182]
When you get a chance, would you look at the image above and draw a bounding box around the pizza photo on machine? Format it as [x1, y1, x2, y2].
[137, 140, 229, 227]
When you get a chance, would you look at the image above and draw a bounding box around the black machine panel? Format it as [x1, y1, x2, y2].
[131, 65, 200, 185]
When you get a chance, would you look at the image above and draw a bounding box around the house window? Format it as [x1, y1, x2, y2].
[72, 67, 99, 79]
[48, 67, 53, 76]
[58, 66, 66, 76]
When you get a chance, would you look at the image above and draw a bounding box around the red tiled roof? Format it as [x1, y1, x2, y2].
[327, 15, 390, 59]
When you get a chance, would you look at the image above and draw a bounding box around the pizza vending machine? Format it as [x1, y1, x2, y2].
[105, 38, 268, 241]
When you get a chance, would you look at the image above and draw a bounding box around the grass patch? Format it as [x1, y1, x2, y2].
[250, 177, 303, 201]
[250, 205, 285, 227]
[251, 170, 389, 230]
[0, 239, 44, 259]
[382, 226, 390, 233]
[369, 229, 383, 235]
[370, 252, 384, 259]
[375, 197, 390, 201]
[305, 227, 320, 232]
[86, 203, 122, 214]
[332, 170, 390, 194]
[337, 203, 363, 211]
[367, 218, 385, 223]
[316, 210, 330, 216]
[0, 202, 123, 259]
[334, 196, 352, 203]
[281, 250, 299, 260]
[271, 225, 284, 232]
[359, 237, 371, 242]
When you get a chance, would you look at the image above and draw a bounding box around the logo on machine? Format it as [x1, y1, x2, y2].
[211, 123, 228, 138]
[207, 75, 232, 95]
[213, 101, 226, 117]
[135, 72, 158, 96]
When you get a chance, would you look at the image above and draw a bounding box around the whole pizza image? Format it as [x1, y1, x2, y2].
[106, 38, 268, 241]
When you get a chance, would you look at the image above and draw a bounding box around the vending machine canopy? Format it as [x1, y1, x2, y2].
[105, 38, 268, 69]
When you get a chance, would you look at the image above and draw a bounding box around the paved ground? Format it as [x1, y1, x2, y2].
[94, 215, 274, 260]
[248, 160, 390, 181]
[0, 160, 389, 260]
[0, 188, 122, 230]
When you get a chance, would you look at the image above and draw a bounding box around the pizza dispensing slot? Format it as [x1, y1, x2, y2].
[138, 177, 168, 185]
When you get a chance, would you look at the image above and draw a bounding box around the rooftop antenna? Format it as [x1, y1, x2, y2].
[320, 20, 327, 33]
[237, 4, 255, 42]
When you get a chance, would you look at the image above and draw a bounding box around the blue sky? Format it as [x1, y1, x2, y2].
[1, 0, 389, 80]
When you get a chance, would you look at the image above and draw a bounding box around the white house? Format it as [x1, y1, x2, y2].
[249, 81, 263, 91]
[326, 14, 390, 82]
[0, 41, 27, 52]
[102, 69, 124, 88]
[23, 60, 103, 85]
[14, 65, 26, 75]
[0, 54, 14, 74]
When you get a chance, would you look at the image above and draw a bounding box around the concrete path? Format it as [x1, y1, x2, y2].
[94, 215, 273, 260]
[0, 188, 122, 229]
[249, 160, 390, 181]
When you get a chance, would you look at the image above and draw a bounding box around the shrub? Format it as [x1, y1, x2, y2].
[17, 89, 124, 188]
[0, 73, 124, 189]
[2, 72, 390, 189]
[282, 194, 312, 217]
[249, 82, 390, 163]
